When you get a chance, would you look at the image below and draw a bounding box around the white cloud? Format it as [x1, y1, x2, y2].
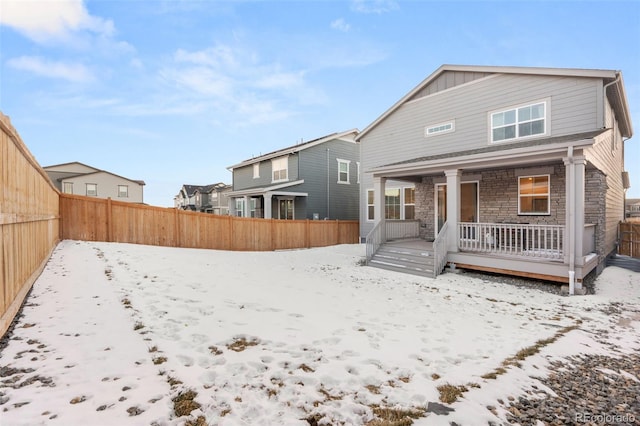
[7, 56, 94, 82]
[331, 18, 351, 32]
[351, 0, 399, 14]
[0, 0, 114, 44]
[158, 43, 320, 126]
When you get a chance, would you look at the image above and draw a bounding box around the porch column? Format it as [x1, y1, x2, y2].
[564, 153, 586, 292]
[445, 169, 461, 253]
[574, 157, 586, 268]
[373, 176, 386, 226]
[264, 192, 273, 219]
[229, 197, 236, 216]
[243, 196, 250, 217]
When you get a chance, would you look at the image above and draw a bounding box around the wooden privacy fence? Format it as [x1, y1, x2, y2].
[60, 194, 359, 250]
[619, 222, 640, 258]
[0, 113, 60, 337]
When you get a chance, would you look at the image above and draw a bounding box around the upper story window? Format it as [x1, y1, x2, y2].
[253, 163, 260, 179]
[86, 183, 97, 197]
[63, 182, 73, 194]
[491, 101, 546, 143]
[337, 159, 350, 184]
[518, 175, 550, 215]
[118, 185, 128, 198]
[367, 190, 375, 221]
[425, 121, 455, 137]
[272, 157, 288, 182]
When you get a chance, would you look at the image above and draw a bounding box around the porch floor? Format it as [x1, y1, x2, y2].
[385, 238, 434, 251]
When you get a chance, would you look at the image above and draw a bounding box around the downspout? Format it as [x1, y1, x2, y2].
[603, 72, 621, 130]
[567, 146, 575, 295]
[326, 148, 330, 219]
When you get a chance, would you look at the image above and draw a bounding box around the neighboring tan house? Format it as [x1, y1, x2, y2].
[626, 198, 640, 219]
[174, 183, 231, 215]
[44, 162, 145, 203]
[360, 65, 632, 291]
[227, 129, 360, 220]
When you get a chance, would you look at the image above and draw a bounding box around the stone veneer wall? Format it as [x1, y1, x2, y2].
[414, 163, 568, 241]
[584, 168, 607, 262]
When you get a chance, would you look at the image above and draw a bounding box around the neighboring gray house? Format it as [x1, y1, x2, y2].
[174, 183, 232, 214]
[626, 198, 640, 219]
[227, 129, 360, 220]
[44, 162, 145, 203]
[360, 65, 632, 290]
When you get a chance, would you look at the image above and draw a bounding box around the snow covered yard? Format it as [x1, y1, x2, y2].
[1, 240, 639, 425]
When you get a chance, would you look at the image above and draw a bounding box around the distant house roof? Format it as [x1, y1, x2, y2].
[227, 129, 359, 170]
[43, 161, 145, 185]
[627, 198, 640, 206]
[179, 183, 231, 197]
[356, 64, 632, 141]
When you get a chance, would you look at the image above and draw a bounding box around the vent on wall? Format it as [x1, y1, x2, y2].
[622, 171, 630, 189]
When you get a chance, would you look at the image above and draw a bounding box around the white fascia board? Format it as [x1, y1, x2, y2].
[227, 179, 305, 197]
[368, 139, 595, 177]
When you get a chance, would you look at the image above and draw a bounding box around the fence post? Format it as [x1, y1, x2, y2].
[228, 215, 234, 250]
[305, 219, 310, 248]
[174, 208, 180, 247]
[106, 198, 113, 242]
[335, 220, 339, 245]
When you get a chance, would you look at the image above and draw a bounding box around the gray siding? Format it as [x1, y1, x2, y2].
[361, 74, 601, 173]
[61, 172, 144, 203]
[584, 99, 626, 258]
[295, 140, 360, 220]
[233, 154, 300, 190]
[409, 71, 492, 101]
[232, 138, 360, 220]
[360, 73, 603, 238]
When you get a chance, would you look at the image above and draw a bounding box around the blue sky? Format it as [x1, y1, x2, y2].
[1, 0, 639, 207]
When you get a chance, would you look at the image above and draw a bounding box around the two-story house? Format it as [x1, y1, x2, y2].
[44, 162, 145, 203]
[227, 129, 360, 220]
[174, 183, 232, 214]
[360, 65, 632, 293]
[626, 198, 640, 220]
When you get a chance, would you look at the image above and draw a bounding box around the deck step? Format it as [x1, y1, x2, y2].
[368, 241, 435, 278]
[369, 259, 434, 277]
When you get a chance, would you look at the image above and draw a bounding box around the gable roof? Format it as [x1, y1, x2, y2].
[227, 129, 359, 170]
[43, 161, 100, 173]
[356, 64, 633, 141]
[44, 162, 145, 185]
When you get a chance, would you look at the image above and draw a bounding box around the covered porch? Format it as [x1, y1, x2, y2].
[365, 136, 602, 291]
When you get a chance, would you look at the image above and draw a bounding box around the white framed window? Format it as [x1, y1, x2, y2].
[235, 198, 245, 217]
[385, 188, 401, 220]
[491, 101, 546, 143]
[86, 183, 97, 197]
[63, 182, 73, 194]
[518, 175, 550, 215]
[253, 163, 260, 179]
[367, 186, 416, 221]
[425, 121, 455, 137]
[337, 159, 350, 184]
[367, 190, 375, 221]
[404, 187, 415, 220]
[272, 157, 288, 182]
[118, 185, 128, 198]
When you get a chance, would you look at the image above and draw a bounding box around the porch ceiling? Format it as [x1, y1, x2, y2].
[369, 130, 603, 179]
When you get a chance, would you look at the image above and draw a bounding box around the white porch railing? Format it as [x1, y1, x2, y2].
[433, 221, 449, 277]
[458, 222, 564, 260]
